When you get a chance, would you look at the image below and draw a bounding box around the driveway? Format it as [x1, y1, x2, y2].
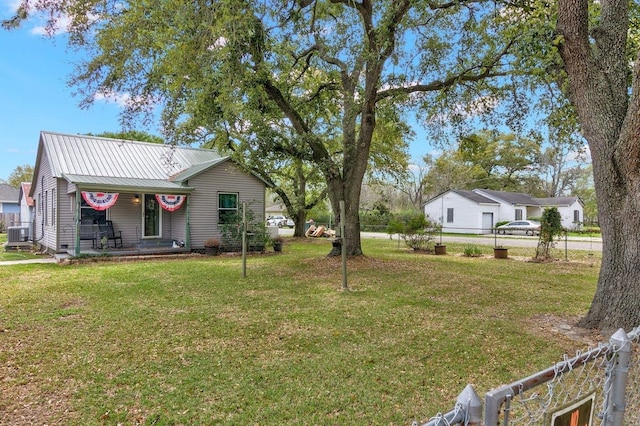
[279, 228, 603, 252]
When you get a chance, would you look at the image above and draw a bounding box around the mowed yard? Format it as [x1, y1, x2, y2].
[0, 238, 601, 425]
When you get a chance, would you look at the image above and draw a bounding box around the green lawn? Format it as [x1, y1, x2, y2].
[0, 232, 51, 262]
[0, 238, 600, 425]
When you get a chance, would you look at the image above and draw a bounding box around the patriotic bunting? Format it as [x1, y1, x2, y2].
[81, 191, 119, 211]
[155, 194, 186, 212]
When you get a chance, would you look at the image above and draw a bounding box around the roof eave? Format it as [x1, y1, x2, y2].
[72, 183, 194, 194]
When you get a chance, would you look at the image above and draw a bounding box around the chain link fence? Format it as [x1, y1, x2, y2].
[413, 326, 639, 426]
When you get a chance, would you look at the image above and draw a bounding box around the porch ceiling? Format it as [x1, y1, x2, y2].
[63, 174, 194, 194]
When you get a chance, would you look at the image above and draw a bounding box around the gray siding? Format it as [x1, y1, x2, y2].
[32, 149, 58, 252]
[58, 179, 77, 250]
[188, 162, 265, 248]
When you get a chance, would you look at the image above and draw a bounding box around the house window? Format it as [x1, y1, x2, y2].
[44, 191, 48, 226]
[51, 191, 55, 226]
[144, 194, 161, 237]
[80, 198, 107, 223]
[219, 193, 238, 224]
[446, 208, 454, 223]
[515, 209, 523, 220]
[574, 209, 580, 223]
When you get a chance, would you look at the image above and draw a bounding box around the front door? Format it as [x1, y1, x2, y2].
[143, 194, 161, 237]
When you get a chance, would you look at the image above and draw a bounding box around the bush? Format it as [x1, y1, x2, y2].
[463, 245, 483, 257]
[220, 207, 269, 252]
[387, 212, 441, 252]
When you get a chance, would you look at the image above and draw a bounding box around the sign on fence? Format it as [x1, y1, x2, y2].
[547, 392, 595, 426]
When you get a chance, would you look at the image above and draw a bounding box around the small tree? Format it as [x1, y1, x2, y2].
[535, 207, 564, 260]
[220, 207, 269, 253]
[387, 212, 440, 252]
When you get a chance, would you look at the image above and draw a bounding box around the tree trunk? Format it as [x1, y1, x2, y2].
[582, 187, 640, 331]
[326, 176, 364, 257]
[557, 0, 640, 330]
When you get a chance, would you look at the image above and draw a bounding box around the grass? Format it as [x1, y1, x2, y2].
[0, 238, 600, 425]
[0, 232, 49, 262]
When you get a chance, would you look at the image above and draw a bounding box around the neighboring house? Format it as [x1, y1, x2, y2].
[424, 189, 584, 234]
[19, 182, 34, 238]
[265, 201, 286, 218]
[0, 183, 20, 214]
[30, 131, 269, 254]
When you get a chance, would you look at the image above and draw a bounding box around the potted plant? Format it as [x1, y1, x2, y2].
[271, 236, 284, 252]
[204, 238, 220, 256]
[434, 243, 447, 255]
[493, 246, 508, 259]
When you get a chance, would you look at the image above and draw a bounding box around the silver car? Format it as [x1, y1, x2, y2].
[496, 220, 541, 236]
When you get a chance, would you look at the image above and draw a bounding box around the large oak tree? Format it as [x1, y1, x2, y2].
[556, 0, 640, 330]
[4, 0, 517, 256]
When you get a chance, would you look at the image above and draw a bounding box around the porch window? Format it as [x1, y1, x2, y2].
[144, 194, 161, 237]
[446, 208, 454, 223]
[515, 208, 523, 220]
[80, 198, 107, 223]
[219, 193, 238, 224]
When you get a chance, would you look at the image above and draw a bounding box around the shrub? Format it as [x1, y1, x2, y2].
[387, 212, 441, 252]
[536, 207, 564, 260]
[463, 245, 483, 257]
[220, 207, 269, 252]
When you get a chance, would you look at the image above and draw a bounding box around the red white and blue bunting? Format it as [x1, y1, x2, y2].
[81, 191, 119, 211]
[155, 194, 186, 212]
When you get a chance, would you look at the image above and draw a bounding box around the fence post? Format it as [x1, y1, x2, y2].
[607, 328, 631, 426]
[457, 384, 482, 425]
[413, 384, 480, 426]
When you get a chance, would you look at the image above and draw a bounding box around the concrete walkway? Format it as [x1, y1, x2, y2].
[0, 257, 58, 266]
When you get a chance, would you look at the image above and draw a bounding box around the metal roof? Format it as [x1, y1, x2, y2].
[170, 158, 229, 182]
[63, 174, 193, 194]
[39, 131, 226, 182]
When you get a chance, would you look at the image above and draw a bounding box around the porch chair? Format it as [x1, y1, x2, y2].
[98, 220, 123, 248]
[79, 219, 98, 248]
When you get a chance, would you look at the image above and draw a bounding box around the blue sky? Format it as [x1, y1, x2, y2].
[0, 9, 135, 182]
[0, 2, 437, 184]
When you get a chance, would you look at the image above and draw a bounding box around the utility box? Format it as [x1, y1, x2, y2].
[7, 226, 28, 243]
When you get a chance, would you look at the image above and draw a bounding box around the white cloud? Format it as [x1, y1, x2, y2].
[94, 90, 133, 107]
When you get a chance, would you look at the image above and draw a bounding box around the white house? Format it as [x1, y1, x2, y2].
[424, 189, 584, 234]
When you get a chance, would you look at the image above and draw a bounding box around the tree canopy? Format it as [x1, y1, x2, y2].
[3, 0, 535, 256]
[5, 164, 33, 188]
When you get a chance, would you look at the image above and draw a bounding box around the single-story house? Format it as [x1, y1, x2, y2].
[0, 183, 20, 214]
[423, 188, 584, 234]
[30, 131, 269, 255]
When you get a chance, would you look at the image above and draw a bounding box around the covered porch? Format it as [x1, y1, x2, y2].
[62, 175, 194, 256]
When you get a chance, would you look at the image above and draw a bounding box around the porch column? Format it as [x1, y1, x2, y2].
[74, 188, 82, 254]
[185, 195, 191, 249]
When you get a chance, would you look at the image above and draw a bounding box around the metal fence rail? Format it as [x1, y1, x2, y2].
[413, 326, 640, 426]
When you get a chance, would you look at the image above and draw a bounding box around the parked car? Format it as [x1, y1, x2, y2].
[285, 218, 295, 228]
[267, 215, 288, 227]
[496, 220, 541, 236]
